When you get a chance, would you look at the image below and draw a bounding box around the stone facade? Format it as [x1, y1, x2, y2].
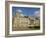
[12, 12, 40, 28]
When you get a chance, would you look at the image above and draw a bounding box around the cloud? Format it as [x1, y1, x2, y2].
[16, 9, 22, 13]
[16, 9, 25, 16]
[34, 10, 40, 15]
[34, 10, 40, 17]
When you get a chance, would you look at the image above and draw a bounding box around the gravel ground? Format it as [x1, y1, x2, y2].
[12, 26, 40, 31]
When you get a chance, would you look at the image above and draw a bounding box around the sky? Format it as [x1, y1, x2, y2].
[12, 7, 40, 16]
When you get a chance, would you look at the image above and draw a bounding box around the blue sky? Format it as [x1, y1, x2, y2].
[12, 7, 40, 16]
